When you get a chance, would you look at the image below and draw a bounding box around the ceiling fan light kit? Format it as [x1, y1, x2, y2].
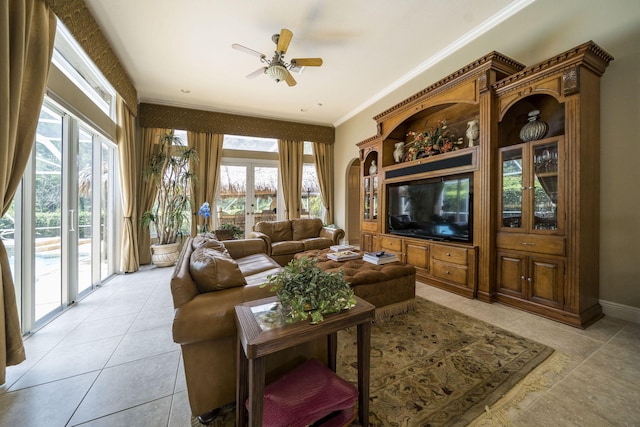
[266, 65, 288, 83]
[232, 28, 323, 87]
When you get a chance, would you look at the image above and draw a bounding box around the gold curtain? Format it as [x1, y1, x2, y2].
[0, 0, 56, 384]
[137, 128, 170, 264]
[277, 139, 304, 220]
[312, 142, 334, 224]
[116, 96, 139, 272]
[187, 132, 223, 234]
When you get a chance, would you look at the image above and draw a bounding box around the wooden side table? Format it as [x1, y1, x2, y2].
[235, 295, 375, 427]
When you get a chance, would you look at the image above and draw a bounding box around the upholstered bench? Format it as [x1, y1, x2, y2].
[294, 249, 416, 320]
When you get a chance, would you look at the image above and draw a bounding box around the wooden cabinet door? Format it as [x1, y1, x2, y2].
[496, 251, 527, 299]
[361, 233, 374, 252]
[405, 241, 429, 272]
[528, 256, 564, 309]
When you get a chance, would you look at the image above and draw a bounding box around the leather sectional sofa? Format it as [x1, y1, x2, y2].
[248, 218, 345, 266]
[170, 234, 327, 419]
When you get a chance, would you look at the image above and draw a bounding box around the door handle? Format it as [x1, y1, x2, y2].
[69, 209, 75, 232]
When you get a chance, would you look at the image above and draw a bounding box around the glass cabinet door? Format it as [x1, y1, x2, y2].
[531, 141, 559, 231]
[363, 177, 371, 220]
[500, 139, 562, 233]
[501, 147, 524, 229]
[372, 176, 378, 219]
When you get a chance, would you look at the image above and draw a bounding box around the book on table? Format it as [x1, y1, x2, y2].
[330, 244, 355, 252]
[327, 250, 361, 261]
[363, 251, 398, 265]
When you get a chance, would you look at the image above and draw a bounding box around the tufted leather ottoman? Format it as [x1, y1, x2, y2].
[294, 249, 416, 320]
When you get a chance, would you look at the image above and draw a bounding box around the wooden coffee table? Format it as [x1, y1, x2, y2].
[235, 295, 375, 427]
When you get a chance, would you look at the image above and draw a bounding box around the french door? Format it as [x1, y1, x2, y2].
[5, 100, 117, 332]
[218, 160, 282, 235]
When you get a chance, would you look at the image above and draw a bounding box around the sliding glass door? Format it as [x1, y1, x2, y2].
[0, 99, 118, 331]
[77, 127, 94, 294]
[33, 104, 64, 321]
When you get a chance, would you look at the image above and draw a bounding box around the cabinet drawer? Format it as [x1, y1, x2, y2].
[431, 245, 468, 265]
[361, 221, 378, 232]
[432, 261, 468, 286]
[497, 233, 565, 256]
[380, 236, 402, 252]
[405, 242, 429, 270]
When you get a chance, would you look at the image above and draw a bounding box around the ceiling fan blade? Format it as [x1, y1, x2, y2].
[232, 43, 266, 59]
[284, 69, 297, 87]
[290, 58, 323, 67]
[246, 67, 267, 79]
[276, 28, 293, 54]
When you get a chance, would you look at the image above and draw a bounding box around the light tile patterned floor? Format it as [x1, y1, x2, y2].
[0, 265, 638, 426]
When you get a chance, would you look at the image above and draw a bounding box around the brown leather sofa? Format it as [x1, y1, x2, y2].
[170, 234, 327, 419]
[248, 218, 345, 266]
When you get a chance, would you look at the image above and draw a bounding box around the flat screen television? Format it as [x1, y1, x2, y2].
[387, 173, 473, 243]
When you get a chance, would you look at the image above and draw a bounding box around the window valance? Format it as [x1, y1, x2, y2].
[139, 103, 335, 145]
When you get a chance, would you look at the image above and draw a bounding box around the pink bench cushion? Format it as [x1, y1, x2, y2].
[247, 358, 358, 427]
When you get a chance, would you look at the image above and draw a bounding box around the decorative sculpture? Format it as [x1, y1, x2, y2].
[393, 142, 404, 163]
[466, 120, 480, 147]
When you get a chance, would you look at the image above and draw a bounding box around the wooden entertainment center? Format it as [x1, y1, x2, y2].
[357, 41, 613, 328]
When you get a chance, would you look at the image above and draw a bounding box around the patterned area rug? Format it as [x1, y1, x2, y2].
[336, 298, 553, 426]
[193, 297, 552, 426]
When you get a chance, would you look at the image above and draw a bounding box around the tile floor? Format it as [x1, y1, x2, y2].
[0, 265, 638, 426]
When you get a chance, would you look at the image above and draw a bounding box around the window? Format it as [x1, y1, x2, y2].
[173, 129, 188, 145]
[303, 141, 313, 155]
[52, 21, 116, 117]
[223, 135, 278, 152]
[302, 164, 325, 220]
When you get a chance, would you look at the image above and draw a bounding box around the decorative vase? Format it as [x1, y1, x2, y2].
[150, 242, 181, 267]
[519, 110, 549, 142]
[466, 120, 479, 147]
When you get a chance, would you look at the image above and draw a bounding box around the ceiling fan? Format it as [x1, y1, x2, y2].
[232, 28, 323, 87]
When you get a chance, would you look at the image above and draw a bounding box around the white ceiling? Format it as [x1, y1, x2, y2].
[83, 0, 638, 127]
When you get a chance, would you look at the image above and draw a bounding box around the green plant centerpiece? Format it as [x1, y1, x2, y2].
[264, 257, 356, 324]
[220, 223, 243, 238]
[141, 133, 198, 266]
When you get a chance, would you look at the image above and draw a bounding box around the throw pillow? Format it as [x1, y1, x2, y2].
[292, 218, 323, 240]
[190, 247, 246, 292]
[256, 220, 292, 242]
[191, 234, 229, 255]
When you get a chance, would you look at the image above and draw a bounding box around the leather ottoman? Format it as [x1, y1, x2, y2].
[294, 249, 416, 320]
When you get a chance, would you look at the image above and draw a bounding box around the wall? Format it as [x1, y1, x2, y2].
[333, 0, 640, 311]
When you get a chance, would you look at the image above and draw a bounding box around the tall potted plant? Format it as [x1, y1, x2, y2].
[142, 133, 198, 267]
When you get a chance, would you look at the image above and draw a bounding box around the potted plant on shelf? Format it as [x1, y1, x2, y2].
[403, 119, 464, 161]
[263, 257, 356, 324]
[214, 223, 243, 240]
[142, 133, 198, 267]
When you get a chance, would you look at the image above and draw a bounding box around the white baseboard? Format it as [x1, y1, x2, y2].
[600, 299, 640, 324]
